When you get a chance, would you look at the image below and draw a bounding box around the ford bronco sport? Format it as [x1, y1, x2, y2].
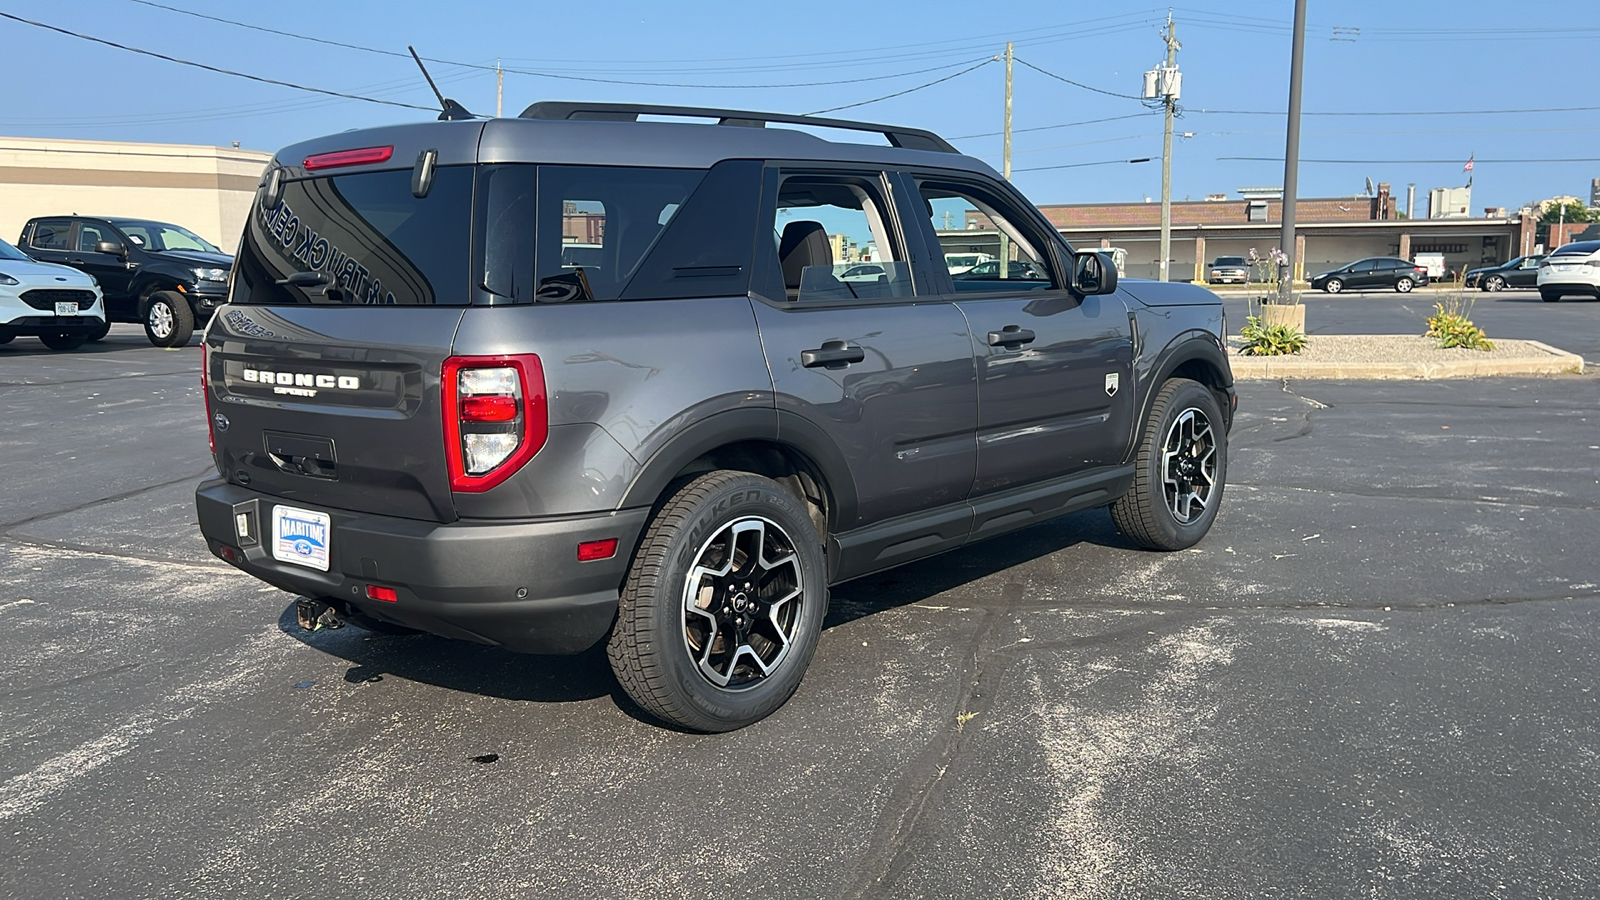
[195, 103, 1235, 731]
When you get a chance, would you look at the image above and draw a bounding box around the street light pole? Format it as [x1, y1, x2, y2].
[1277, 0, 1307, 302]
[1000, 41, 1013, 277]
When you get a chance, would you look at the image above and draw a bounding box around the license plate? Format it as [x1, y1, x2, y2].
[272, 505, 332, 571]
[54, 301, 79, 316]
[1557, 265, 1573, 272]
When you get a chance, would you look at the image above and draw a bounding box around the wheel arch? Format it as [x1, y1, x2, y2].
[618, 408, 856, 543]
[1139, 333, 1235, 439]
[132, 274, 189, 317]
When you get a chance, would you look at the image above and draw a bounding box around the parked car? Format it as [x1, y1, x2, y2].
[0, 236, 106, 350]
[1206, 256, 1249, 285]
[943, 252, 993, 274]
[195, 102, 1236, 732]
[1464, 255, 1544, 291]
[954, 259, 1047, 280]
[18, 216, 233, 347]
[1537, 241, 1600, 302]
[1309, 257, 1429, 293]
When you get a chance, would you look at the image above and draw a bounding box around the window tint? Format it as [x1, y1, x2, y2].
[917, 179, 1057, 292]
[764, 172, 913, 303]
[533, 166, 705, 302]
[77, 222, 115, 252]
[30, 220, 72, 251]
[233, 166, 473, 306]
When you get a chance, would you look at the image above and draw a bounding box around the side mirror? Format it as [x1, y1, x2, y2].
[95, 240, 127, 257]
[1072, 250, 1118, 295]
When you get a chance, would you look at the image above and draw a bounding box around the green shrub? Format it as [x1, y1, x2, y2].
[1425, 298, 1494, 351]
[1239, 315, 1308, 356]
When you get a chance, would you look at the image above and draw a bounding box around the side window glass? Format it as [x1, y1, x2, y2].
[768, 173, 912, 303]
[530, 165, 706, 302]
[30, 221, 72, 250]
[916, 180, 1056, 292]
[77, 223, 110, 252]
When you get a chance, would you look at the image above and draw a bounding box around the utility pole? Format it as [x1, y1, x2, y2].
[1000, 41, 1013, 278]
[1157, 13, 1179, 282]
[496, 59, 504, 118]
[1277, 0, 1307, 302]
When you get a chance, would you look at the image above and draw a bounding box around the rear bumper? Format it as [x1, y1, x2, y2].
[196, 478, 648, 654]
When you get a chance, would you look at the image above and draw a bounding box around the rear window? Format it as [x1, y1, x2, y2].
[232, 166, 473, 306]
[1551, 240, 1600, 257]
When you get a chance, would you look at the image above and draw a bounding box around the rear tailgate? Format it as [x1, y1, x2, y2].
[207, 306, 465, 521]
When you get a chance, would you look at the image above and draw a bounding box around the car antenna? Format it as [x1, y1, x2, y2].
[408, 46, 474, 121]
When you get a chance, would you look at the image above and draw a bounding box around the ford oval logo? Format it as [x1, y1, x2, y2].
[212, 413, 230, 432]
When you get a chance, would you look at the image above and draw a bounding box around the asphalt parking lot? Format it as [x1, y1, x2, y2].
[2, 317, 1597, 899]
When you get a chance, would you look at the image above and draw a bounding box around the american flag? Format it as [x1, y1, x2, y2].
[1463, 155, 1474, 173]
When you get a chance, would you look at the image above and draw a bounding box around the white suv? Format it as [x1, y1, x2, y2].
[1537, 240, 1600, 303]
[0, 237, 105, 350]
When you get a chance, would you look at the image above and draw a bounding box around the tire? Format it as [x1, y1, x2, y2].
[1541, 291, 1560, 303]
[39, 333, 88, 351]
[1110, 377, 1228, 552]
[608, 470, 828, 732]
[1484, 275, 1505, 293]
[85, 318, 112, 342]
[143, 291, 194, 347]
[1324, 278, 1343, 294]
[1395, 277, 1414, 293]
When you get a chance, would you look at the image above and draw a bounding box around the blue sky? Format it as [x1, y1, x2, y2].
[2, 0, 1595, 215]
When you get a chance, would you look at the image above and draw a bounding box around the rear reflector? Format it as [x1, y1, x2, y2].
[461, 395, 518, 423]
[577, 538, 619, 562]
[303, 146, 394, 171]
[366, 585, 399, 602]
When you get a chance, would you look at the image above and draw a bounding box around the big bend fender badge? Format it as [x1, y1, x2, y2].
[1105, 373, 1120, 397]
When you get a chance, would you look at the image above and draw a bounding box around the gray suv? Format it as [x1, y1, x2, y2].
[195, 103, 1236, 731]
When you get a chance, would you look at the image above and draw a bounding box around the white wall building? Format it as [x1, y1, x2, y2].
[0, 136, 271, 250]
[1427, 186, 1473, 219]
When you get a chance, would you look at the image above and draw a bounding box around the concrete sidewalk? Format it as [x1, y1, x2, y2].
[1228, 334, 1585, 379]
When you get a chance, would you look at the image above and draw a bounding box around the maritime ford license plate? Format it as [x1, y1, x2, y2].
[272, 505, 331, 571]
[54, 301, 78, 316]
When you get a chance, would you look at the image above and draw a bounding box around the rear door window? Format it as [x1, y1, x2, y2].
[233, 166, 473, 306]
[29, 220, 73, 251]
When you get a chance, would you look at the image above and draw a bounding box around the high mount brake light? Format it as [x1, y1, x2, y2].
[303, 146, 394, 171]
[442, 354, 547, 493]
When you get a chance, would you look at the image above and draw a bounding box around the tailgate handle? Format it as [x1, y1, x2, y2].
[264, 431, 337, 480]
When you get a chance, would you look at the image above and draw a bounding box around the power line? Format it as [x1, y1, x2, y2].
[0, 11, 435, 112]
[1220, 157, 1600, 164]
[804, 58, 997, 116]
[951, 111, 1161, 140]
[1011, 57, 1144, 101]
[1189, 106, 1600, 117]
[1014, 157, 1153, 173]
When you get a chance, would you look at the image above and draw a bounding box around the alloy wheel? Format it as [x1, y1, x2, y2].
[1161, 407, 1217, 525]
[149, 302, 174, 339]
[682, 517, 804, 690]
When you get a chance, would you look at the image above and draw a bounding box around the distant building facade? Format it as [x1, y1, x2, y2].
[0, 136, 271, 249]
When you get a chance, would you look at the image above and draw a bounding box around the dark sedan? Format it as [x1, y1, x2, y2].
[1310, 257, 1429, 293]
[1464, 255, 1544, 291]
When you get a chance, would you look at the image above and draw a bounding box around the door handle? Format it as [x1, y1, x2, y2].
[69, 258, 86, 264]
[801, 341, 866, 369]
[987, 326, 1036, 348]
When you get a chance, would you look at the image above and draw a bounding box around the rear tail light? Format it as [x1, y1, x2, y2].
[1539, 260, 1551, 268]
[442, 354, 547, 492]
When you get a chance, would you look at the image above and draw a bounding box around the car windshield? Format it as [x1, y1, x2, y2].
[1214, 257, 1245, 266]
[112, 221, 221, 253]
[0, 237, 30, 261]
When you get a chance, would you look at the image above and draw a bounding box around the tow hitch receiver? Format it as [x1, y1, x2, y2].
[295, 596, 345, 632]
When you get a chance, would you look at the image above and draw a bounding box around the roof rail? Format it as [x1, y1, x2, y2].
[518, 102, 958, 154]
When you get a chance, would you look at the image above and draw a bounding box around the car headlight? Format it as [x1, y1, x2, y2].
[193, 267, 228, 282]
[0, 272, 18, 285]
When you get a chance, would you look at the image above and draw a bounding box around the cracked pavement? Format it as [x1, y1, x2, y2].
[1, 325, 1597, 899]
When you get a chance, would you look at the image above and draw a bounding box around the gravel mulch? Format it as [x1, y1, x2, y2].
[1225, 334, 1585, 379]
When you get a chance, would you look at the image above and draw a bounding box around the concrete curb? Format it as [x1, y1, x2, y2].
[1229, 338, 1586, 380]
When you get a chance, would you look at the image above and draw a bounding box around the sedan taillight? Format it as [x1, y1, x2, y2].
[442, 354, 547, 493]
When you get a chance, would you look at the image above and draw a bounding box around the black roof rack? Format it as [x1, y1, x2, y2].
[518, 102, 958, 154]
